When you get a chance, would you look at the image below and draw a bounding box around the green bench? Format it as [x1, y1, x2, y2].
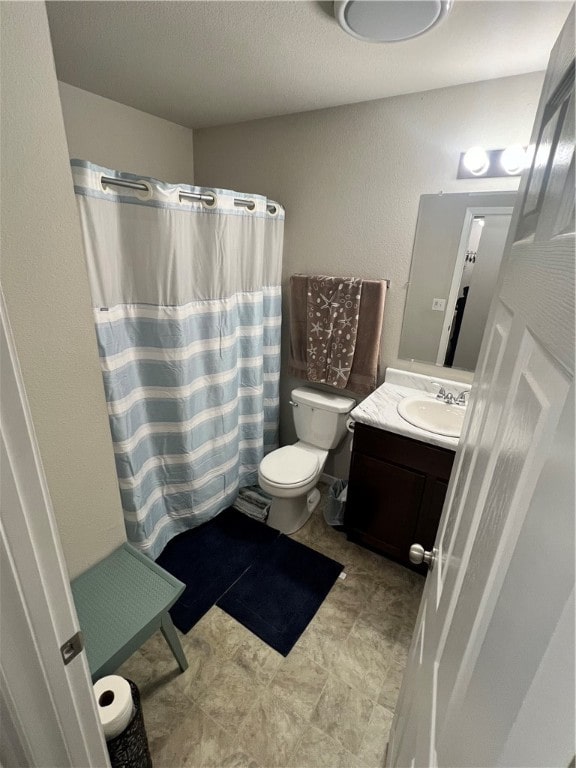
[71, 543, 188, 681]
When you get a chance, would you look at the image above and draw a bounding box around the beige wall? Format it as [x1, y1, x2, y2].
[0, 2, 125, 578]
[58, 81, 194, 182]
[194, 72, 544, 472]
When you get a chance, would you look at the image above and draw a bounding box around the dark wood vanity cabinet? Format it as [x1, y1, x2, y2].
[344, 422, 455, 571]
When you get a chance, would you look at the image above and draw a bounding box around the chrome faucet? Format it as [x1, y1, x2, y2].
[434, 385, 466, 406]
[435, 386, 455, 403]
[455, 389, 470, 406]
[435, 386, 448, 400]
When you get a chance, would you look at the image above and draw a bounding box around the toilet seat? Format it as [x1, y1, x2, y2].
[259, 445, 319, 487]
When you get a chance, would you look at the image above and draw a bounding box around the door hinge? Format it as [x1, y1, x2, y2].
[60, 630, 84, 665]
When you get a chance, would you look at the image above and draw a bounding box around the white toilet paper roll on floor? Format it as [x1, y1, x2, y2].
[93, 675, 135, 740]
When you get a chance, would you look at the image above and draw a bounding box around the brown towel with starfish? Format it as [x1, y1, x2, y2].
[288, 274, 388, 395]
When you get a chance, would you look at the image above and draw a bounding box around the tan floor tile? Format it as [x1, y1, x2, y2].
[342, 541, 388, 577]
[140, 677, 195, 754]
[377, 660, 405, 711]
[392, 640, 409, 667]
[288, 725, 346, 768]
[153, 704, 260, 768]
[358, 603, 404, 643]
[233, 632, 284, 686]
[373, 558, 420, 590]
[116, 649, 155, 690]
[313, 594, 359, 638]
[238, 687, 306, 768]
[195, 658, 265, 733]
[333, 619, 394, 701]
[269, 647, 329, 718]
[338, 751, 369, 768]
[323, 579, 374, 622]
[311, 673, 374, 755]
[357, 704, 394, 768]
[174, 633, 225, 701]
[192, 606, 253, 658]
[295, 618, 346, 670]
[294, 587, 358, 670]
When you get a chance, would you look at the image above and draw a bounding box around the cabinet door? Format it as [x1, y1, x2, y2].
[414, 477, 449, 552]
[345, 452, 426, 561]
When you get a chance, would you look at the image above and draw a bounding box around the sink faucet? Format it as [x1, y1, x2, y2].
[435, 386, 447, 400]
[434, 385, 466, 406]
[455, 389, 470, 406]
[435, 386, 455, 403]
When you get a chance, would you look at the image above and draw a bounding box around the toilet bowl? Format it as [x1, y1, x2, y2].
[258, 387, 355, 534]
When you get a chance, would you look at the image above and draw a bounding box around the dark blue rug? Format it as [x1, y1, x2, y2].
[157, 508, 343, 654]
[156, 507, 279, 634]
[218, 535, 343, 656]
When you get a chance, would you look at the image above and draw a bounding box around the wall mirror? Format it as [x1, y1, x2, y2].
[398, 191, 516, 372]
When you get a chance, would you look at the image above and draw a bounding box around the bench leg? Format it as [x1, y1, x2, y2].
[160, 612, 188, 673]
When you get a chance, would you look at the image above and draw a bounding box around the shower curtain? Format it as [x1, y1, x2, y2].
[72, 160, 284, 559]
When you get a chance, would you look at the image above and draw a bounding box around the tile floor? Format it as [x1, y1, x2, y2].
[117, 484, 424, 767]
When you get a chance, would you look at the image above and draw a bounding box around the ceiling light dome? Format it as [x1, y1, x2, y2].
[334, 0, 452, 43]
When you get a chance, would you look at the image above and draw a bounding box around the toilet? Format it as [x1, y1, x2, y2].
[258, 386, 355, 534]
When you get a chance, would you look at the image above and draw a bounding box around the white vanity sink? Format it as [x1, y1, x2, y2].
[397, 395, 466, 438]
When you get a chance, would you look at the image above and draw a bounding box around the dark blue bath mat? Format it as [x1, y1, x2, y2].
[217, 535, 344, 656]
[156, 507, 279, 633]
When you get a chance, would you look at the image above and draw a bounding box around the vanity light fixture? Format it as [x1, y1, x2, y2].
[334, 0, 452, 43]
[458, 145, 528, 179]
[500, 144, 528, 175]
[462, 146, 490, 176]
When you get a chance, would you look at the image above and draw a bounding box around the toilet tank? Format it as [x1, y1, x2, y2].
[291, 387, 356, 449]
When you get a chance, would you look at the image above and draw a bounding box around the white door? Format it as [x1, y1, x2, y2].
[388, 9, 575, 768]
[0, 290, 110, 768]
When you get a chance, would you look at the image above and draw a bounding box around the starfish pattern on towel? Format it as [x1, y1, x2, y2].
[320, 293, 340, 310]
[305, 276, 362, 390]
[331, 361, 351, 381]
[310, 321, 324, 336]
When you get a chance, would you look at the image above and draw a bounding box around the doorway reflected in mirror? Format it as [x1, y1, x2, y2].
[442, 212, 512, 369]
[398, 191, 516, 373]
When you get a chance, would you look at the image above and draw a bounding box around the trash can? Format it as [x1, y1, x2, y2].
[324, 479, 348, 528]
[106, 680, 153, 768]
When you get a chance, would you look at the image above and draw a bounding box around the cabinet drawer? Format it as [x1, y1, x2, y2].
[352, 422, 454, 481]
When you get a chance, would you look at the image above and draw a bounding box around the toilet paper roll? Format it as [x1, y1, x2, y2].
[94, 675, 135, 740]
[346, 416, 355, 433]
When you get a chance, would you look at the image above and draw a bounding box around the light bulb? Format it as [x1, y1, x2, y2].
[501, 145, 527, 175]
[463, 146, 490, 176]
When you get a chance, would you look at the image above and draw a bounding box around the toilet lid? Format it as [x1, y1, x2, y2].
[260, 445, 319, 486]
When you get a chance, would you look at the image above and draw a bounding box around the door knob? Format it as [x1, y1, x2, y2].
[409, 543, 436, 569]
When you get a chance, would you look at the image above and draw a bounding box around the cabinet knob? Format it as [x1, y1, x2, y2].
[409, 543, 436, 570]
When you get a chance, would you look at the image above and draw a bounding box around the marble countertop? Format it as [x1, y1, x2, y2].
[350, 380, 461, 451]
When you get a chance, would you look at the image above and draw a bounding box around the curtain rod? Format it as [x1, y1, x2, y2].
[100, 176, 279, 215]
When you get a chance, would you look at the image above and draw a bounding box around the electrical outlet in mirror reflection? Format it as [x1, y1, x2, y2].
[432, 298, 446, 311]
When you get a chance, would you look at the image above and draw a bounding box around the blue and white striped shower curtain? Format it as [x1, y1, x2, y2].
[72, 160, 284, 559]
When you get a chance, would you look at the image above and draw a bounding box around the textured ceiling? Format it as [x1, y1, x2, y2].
[47, 1, 571, 129]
